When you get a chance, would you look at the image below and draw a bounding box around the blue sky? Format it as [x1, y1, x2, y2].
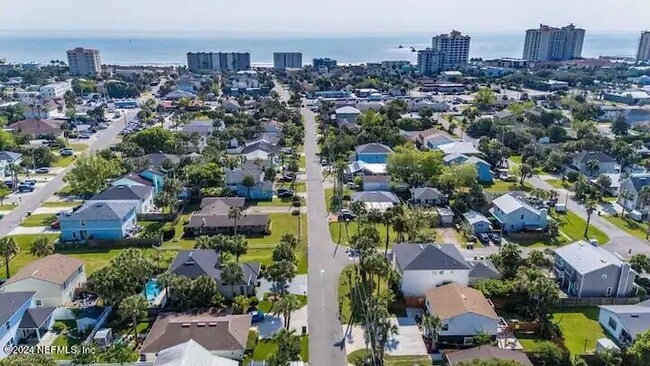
[1, 0, 648, 35]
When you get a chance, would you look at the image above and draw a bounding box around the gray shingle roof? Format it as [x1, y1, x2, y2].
[628, 173, 650, 192]
[355, 143, 393, 154]
[169, 250, 260, 286]
[153, 339, 238, 366]
[492, 193, 540, 215]
[141, 153, 181, 166]
[410, 187, 445, 200]
[600, 300, 650, 339]
[60, 202, 135, 221]
[0, 151, 22, 161]
[573, 151, 616, 164]
[463, 210, 491, 226]
[447, 346, 533, 366]
[393, 243, 470, 271]
[19, 307, 56, 328]
[351, 191, 399, 204]
[90, 185, 153, 201]
[0, 292, 34, 325]
[554, 241, 630, 275]
[468, 260, 500, 280]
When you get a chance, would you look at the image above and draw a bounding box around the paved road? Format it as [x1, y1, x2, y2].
[275, 83, 349, 366]
[0, 108, 139, 237]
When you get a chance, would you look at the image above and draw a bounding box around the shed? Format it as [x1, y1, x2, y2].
[437, 206, 455, 226]
[93, 328, 113, 348]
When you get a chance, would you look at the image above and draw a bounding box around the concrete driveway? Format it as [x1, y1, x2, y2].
[256, 305, 308, 339]
[257, 275, 308, 300]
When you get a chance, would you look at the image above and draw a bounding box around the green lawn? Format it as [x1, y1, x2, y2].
[56, 185, 74, 195]
[557, 211, 609, 244]
[69, 143, 89, 152]
[338, 265, 390, 324]
[347, 349, 431, 366]
[41, 201, 82, 208]
[248, 198, 294, 207]
[251, 335, 309, 361]
[545, 179, 572, 190]
[517, 337, 557, 353]
[51, 320, 81, 360]
[324, 187, 352, 211]
[0, 204, 17, 211]
[53, 155, 75, 168]
[277, 181, 306, 193]
[604, 215, 649, 241]
[4, 234, 59, 277]
[21, 213, 57, 227]
[482, 180, 532, 193]
[551, 307, 606, 355]
[510, 155, 523, 165]
[299, 155, 306, 169]
[329, 221, 398, 248]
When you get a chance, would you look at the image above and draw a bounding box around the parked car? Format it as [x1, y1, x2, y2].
[488, 232, 501, 245]
[60, 149, 74, 157]
[277, 188, 294, 198]
[17, 184, 34, 192]
[22, 179, 36, 186]
[321, 159, 328, 166]
[35, 167, 50, 174]
[477, 233, 490, 245]
[338, 209, 357, 221]
[3, 180, 13, 189]
[79, 133, 91, 139]
[50, 220, 60, 229]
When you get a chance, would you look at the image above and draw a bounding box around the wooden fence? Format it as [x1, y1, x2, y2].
[558, 296, 639, 307]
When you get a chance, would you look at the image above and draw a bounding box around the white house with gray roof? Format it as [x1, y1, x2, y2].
[392, 243, 471, 297]
[571, 151, 618, 177]
[350, 191, 399, 212]
[598, 300, 650, 347]
[489, 193, 548, 233]
[88, 185, 155, 213]
[553, 241, 638, 298]
[410, 187, 448, 206]
[618, 173, 650, 214]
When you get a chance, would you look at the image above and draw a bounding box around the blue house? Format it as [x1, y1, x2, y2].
[59, 202, 137, 242]
[112, 170, 164, 194]
[0, 292, 36, 357]
[355, 143, 393, 164]
[225, 169, 273, 200]
[444, 153, 494, 183]
[489, 193, 548, 233]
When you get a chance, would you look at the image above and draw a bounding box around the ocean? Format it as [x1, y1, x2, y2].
[0, 31, 641, 66]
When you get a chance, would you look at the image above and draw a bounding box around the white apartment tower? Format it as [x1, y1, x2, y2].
[431, 30, 471, 70]
[66, 47, 101, 76]
[273, 52, 303, 69]
[186, 52, 251, 73]
[637, 31, 650, 63]
[417, 49, 444, 76]
[523, 24, 585, 62]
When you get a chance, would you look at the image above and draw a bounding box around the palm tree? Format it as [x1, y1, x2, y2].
[421, 313, 442, 345]
[228, 207, 244, 236]
[585, 159, 600, 177]
[584, 199, 597, 238]
[241, 174, 256, 199]
[221, 262, 244, 298]
[0, 237, 19, 278]
[228, 235, 248, 262]
[157, 271, 176, 300]
[382, 209, 394, 255]
[213, 234, 229, 260]
[29, 237, 55, 257]
[194, 235, 213, 249]
[273, 294, 302, 330]
[118, 295, 149, 346]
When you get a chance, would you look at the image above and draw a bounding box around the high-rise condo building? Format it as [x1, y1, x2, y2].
[273, 52, 303, 69]
[66, 47, 101, 76]
[431, 30, 471, 69]
[186, 52, 251, 73]
[637, 31, 650, 62]
[417, 49, 444, 76]
[523, 24, 585, 62]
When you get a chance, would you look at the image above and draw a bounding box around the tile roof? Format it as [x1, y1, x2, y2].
[60, 202, 135, 221]
[393, 243, 470, 271]
[3, 254, 83, 286]
[140, 310, 251, 354]
[90, 185, 153, 201]
[0, 292, 34, 325]
[426, 283, 499, 320]
[446, 346, 533, 366]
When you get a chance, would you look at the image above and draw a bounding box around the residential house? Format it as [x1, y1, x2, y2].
[88, 185, 155, 214]
[571, 151, 618, 177]
[361, 176, 392, 191]
[0, 151, 21, 178]
[0, 292, 53, 358]
[489, 193, 548, 233]
[494, 109, 518, 124]
[463, 210, 492, 234]
[260, 120, 283, 145]
[350, 191, 399, 212]
[7, 119, 64, 138]
[334, 106, 361, 123]
[409, 187, 448, 206]
[138, 153, 180, 169]
[185, 197, 269, 236]
[139, 169, 166, 192]
[598, 300, 650, 347]
[240, 139, 280, 162]
[444, 153, 493, 183]
[392, 243, 471, 297]
[422, 133, 456, 150]
[182, 120, 221, 151]
[112, 171, 163, 194]
[446, 346, 533, 366]
[354, 143, 393, 164]
[436, 142, 482, 155]
[59, 202, 138, 242]
[468, 260, 500, 284]
[153, 339, 238, 366]
[225, 169, 273, 199]
[425, 283, 500, 345]
[437, 206, 455, 226]
[169, 249, 260, 298]
[0, 254, 86, 307]
[618, 173, 650, 214]
[345, 160, 387, 179]
[553, 241, 638, 298]
[139, 310, 251, 362]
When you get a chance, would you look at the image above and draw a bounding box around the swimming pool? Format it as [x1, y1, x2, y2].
[142, 279, 161, 302]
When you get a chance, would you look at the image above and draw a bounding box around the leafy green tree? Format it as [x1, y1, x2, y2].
[190, 275, 219, 306]
[0, 354, 57, 366]
[222, 262, 244, 298]
[126, 127, 176, 154]
[0, 237, 18, 278]
[118, 295, 149, 346]
[227, 235, 248, 262]
[87, 249, 155, 306]
[266, 260, 297, 295]
[64, 154, 123, 198]
[537, 342, 566, 366]
[273, 294, 302, 329]
[472, 87, 497, 110]
[630, 328, 650, 365]
[611, 114, 629, 136]
[585, 159, 600, 177]
[232, 295, 249, 314]
[517, 163, 534, 186]
[630, 254, 650, 274]
[491, 242, 521, 279]
[386, 143, 444, 184]
[101, 343, 137, 363]
[185, 162, 222, 191]
[473, 330, 493, 346]
[0, 182, 11, 205]
[30, 237, 55, 257]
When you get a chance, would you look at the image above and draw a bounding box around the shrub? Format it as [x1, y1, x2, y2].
[52, 322, 66, 332]
[248, 296, 259, 307]
[162, 227, 175, 241]
[292, 200, 301, 207]
[291, 209, 300, 216]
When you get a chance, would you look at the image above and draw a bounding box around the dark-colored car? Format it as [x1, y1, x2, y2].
[477, 233, 490, 245]
[488, 232, 501, 245]
[277, 189, 294, 198]
[17, 184, 34, 192]
[338, 209, 357, 221]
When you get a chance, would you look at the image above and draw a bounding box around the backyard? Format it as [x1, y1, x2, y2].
[482, 180, 532, 193]
[550, 307, 607, 355]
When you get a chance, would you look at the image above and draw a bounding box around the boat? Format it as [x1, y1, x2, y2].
[410, 47, 416, 52]
[398, 45, 404, 48]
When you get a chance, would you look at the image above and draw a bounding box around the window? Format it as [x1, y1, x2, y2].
[72, 231, 78, 239]
[80, 220, 86, 227]
[36, 300, 42, 307]
[439, 271, 444, 275]
[606, 287, 612, 297]
[463, 337, 474, 346]
[602, 274, 608, 280]
[608, 317, 618, 331]
[520, 214, 524, 219]
[441, 323, 449, 331]
[5, 321, 9, 330]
